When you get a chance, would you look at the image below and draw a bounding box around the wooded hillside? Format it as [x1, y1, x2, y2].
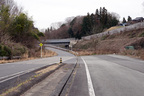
[45, 7, 119, 39]
[0, 0, 44, 58]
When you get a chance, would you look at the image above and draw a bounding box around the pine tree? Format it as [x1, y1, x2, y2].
[68, 27, 74, 37]
[95, 9, 99, 16]
[122, 17, 127, 23]
[127, 16, 132, 21]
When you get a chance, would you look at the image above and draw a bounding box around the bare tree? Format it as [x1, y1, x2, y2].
[72, 16, 84, 35]
[111, 12, 120, 20]
[50, 22, 63, 29]
[1, 0, 22, 16]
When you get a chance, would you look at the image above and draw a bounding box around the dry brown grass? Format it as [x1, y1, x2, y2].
[106, 26, 124, 31]
[0, 49, 57, 64]
[36, 64, 59, 74]
[120, 49, 144, 59]
[42, 49, 57, 58]
[76, 50, 95, 56]
[0, 59, 20, 64]
[74, 28, 144, 60]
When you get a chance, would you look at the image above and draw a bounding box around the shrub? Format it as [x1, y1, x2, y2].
[37, 32, 44, 37]
[0, 44, 12, 57]
[12, 44, 27, 56]
[129, 33, 136, 38]
[139, 32, 144, 37]
[4, 46, 12, 56]
[101, 35, 109, 40]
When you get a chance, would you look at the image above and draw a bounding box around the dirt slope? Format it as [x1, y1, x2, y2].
[73, 28, 144, 59]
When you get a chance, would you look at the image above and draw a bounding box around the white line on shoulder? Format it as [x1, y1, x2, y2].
[81, 57, 95, 96]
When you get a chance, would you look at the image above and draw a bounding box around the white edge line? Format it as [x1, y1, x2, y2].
[81, 57, 96, 96]
[0, 71, 25, 80]
[0, 68, 38, 84]
[0, 57, 74, 83]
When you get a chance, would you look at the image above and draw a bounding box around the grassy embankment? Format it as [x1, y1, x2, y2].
[0, 47, 57, 64]
[73, 26, 144, 60]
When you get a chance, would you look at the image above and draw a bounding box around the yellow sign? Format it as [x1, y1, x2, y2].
[39, 43, 43, 47]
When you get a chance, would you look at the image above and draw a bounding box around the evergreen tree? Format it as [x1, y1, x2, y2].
[10, 13, 43, 48]
[127, 16, 132, 21]
[122, 17, 127, 23]
[68, 27, 74, 37]
[90, 13, 95, 26]
[0, 5, 11, 35]
[81, 13, 92, 35]
[95, 9, 99, 16]
[101, 7, 108, 28]
[100, 7, 102, 16]
[46, 7, 119, 39]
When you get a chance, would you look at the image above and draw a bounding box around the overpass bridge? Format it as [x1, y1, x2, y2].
[43, 38, 77, 48]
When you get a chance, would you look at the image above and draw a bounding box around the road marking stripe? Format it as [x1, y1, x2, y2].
[0, 57, 74, 83]
[81, 57, 95, 96]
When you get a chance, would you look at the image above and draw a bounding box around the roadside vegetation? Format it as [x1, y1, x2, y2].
[44, 7, 119, 39]
[73, 27, 144, 60]
[0, 0, 50, 60]
[1, 0, 143, 61]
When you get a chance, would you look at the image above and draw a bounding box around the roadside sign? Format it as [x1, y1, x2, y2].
[39, 43, 43, 58]
[39, 43, 43, 47]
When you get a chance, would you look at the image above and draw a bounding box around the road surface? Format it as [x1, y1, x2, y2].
[0, 46, 76, 84]
[67, 55, 144, 96]
[2, 46, 144, 96]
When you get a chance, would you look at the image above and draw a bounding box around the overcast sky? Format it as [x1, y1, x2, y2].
[14, 0, 144, 30]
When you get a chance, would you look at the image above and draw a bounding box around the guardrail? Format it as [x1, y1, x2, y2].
[44, 44, 78, 56]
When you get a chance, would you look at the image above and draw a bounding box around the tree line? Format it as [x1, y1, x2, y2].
[0, 0, 44, 58]
[45, 7, 119, 39]
[122, 16, 132, 23]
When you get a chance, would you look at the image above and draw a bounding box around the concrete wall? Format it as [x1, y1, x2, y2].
[82, 22, 144, 40]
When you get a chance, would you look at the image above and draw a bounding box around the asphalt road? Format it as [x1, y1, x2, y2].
[0, 46, 76, 84]
[67, 55, 144, 96]
[2, 46, 144, 96]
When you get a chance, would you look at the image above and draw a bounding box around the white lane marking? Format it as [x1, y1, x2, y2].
[81, 57, 95, 96]
[0, 67, 38, 83]
[0, 71, 25, 80]
[0, 56, 74, 83]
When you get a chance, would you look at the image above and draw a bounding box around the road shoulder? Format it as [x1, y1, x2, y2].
[61, 57, 89, 96]
[21, 64, 76, 96]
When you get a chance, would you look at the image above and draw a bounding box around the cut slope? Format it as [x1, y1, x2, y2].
[74, 28, 144, 59]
